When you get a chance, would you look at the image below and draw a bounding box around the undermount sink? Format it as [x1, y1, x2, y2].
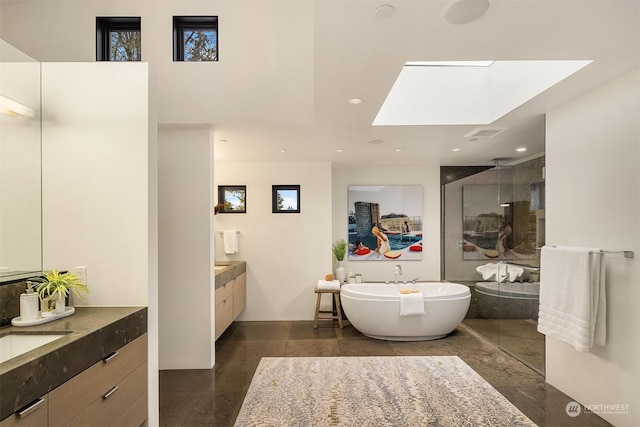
[0, 333, 67, 364]
[214, 266, 227, 271]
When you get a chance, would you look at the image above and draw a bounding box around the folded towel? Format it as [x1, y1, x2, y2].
[223, 230, 238, 254]
[476, 263, 524, 282]
[399, 292, 425, 316]
[317, 280, 341, 291]
[537, 246, 606, 352]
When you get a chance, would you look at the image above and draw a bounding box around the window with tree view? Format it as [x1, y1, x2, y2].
[173, 16, 218, 62]
[96, 17, 141, 61]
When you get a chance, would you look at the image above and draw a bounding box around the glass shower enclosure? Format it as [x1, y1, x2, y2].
[442, 156, 546, 374]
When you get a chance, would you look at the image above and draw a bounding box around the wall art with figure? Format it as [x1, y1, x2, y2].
[348, 185, 423, 261]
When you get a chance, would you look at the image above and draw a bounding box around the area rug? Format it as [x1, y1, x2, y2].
[234, 356, 537, 426]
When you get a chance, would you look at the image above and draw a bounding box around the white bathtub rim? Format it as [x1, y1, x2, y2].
[341, 282, 470, 301]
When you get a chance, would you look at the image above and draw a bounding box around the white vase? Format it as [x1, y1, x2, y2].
[54, 294, 66, 314]
[335, 261, 346, 284]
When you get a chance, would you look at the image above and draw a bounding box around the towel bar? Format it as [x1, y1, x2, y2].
[217, 231, 240, 235]
[537, 247, 634, 259]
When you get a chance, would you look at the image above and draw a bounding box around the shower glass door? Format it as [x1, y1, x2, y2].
[442, 157, 545, 374]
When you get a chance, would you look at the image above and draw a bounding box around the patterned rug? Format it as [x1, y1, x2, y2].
[235, 356, 537, 426]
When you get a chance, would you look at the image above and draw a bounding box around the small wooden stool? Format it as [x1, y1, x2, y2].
[313, 288, 344, 329]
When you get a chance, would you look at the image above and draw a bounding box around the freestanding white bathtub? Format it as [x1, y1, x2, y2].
[340, 282, 471, 341]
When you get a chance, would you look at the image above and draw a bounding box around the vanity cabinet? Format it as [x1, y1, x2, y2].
[0, 396, 47, 427]
[215, 280, 234, 340]
[215, 272, 246, 340]
[48, 333, 148, 427]
[233, 273, 246, 317]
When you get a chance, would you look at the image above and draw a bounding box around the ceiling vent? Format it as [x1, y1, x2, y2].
[464, 127, 510, 138]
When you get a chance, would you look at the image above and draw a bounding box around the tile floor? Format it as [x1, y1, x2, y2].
[159, 321, 611, 427]
[464, 318, 545, 373]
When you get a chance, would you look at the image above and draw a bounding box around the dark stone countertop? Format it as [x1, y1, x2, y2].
[0, 306, 147, 421]
[214, 261, 246, 289]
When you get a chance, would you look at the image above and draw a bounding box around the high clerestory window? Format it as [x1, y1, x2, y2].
[96, 17, 141, 61]
[173, 16, 218, 62]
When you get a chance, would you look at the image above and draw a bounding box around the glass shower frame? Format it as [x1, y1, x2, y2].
[442, 157, 545, 374]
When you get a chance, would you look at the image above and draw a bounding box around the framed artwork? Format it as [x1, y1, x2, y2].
[218, 185, 246, 213]
[272, 185, 300, 213]
[348, 185, 423, 261]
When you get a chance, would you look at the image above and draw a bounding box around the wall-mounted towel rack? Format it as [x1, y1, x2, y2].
[537, 246, 634, 259]
[217, 230, 240, 235]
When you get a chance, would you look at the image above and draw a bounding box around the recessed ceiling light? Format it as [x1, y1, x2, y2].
[279, 149, 287, 153]
[349, 98, 362, 105]
[368, 139, 384, 145]
[394, 148, 403, 152]
[374, 4, 395, 18]
[452, 148, 461, 152]
[516, 147, 527, 152]
[336, 149, 344, 153]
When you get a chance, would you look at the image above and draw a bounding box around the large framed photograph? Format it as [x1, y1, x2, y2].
[218, 185, 246, 213]
[348, 185, 423, 261]
[272, 185, 300, 213]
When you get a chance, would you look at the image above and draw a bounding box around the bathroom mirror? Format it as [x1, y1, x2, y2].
[0, 40, 42, 282]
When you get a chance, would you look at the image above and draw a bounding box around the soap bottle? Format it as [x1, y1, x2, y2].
[19, 281, 39, 322]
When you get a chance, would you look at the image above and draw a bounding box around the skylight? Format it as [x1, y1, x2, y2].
[373, 60, 592, 126]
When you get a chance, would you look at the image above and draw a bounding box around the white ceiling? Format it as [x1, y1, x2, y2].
[209, 0, 639, 167]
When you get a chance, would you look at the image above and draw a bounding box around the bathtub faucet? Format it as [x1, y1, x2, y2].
[394, 264, 403, 283]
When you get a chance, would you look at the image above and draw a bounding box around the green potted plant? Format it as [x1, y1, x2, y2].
[36, 270, 88, 315]
[332, 239, 347, 283]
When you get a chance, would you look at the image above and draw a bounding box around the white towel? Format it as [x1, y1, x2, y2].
[317, 280, 341, 291]
[223, 230, 238, 254]
[537, 246, 606, 352]
[399, 292, 425, 316]
[476, 263, 524, 282]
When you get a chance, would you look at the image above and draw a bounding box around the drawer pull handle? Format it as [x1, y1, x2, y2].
[103, 351, 119, 363]
[18, 398, 45, 417]
[102, 386, 119, 399]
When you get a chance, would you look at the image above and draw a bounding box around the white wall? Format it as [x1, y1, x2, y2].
[214, 161, 332, 320]
[146, 91, 160, 427]
[332, 164, 441, 283]
[41, 62, 158, 423]
[41, 62, 149, 306]
[545, 67, 640, 426]
[0, 0, 314, 126]
[158, 126, 214, 369]
[0, 56, 41, 273]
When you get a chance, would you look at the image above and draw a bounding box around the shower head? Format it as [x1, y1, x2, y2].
[490, 158, 513, 170]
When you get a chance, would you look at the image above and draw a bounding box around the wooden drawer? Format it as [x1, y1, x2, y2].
[0, 396, 47, 427]
[111, 390, 147, 427]
[233, 278, 246, 318]
[215, 280, 234, 305]
[233, 273, 246, 291]
[215, 297, 234, 340]
[49, 334, 147, 427]
[66, 362, 147, 427]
